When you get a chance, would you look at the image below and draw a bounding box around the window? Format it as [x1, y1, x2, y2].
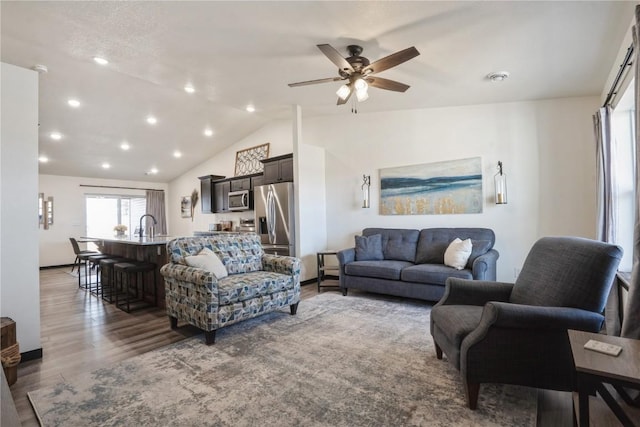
[611, 79, 636, 272]
[85, 194, 146, 238]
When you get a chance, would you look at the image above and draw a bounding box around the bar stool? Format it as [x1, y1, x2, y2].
[86, 254, 112, 293]
[98, 256, 128, 302]
[113, 261, 157, 312]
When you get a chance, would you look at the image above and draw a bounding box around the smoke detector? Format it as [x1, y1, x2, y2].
[31, 64, 48, 74]
[487, 71, 509, 82]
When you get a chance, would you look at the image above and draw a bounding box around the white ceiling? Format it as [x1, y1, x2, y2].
[1, 1, 634, 183]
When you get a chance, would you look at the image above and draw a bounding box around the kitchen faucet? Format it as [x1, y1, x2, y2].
[139, 214, 157, 238]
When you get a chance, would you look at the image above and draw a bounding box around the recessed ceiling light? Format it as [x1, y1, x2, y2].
[487, 71, 510, 82]
[204, 128, 213, 137]
[101, 162, 110, 169]
[246, 105, 256, 113]
[120, 142, 130, 150]
[146, 116, 157, 125]
[149, 167, 158, 174]
[38, 156, 49, 163]
[184, 84, 195, 94]
[173, 150, 182, 158]
[50, 132, 62, 140]
[67, 99, 80, 108]
[93, 56, 109, 66]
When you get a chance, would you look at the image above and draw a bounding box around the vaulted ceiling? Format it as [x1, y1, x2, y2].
[1, 1, 634, 182]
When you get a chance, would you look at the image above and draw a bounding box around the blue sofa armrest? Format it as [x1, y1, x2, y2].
[336, 248, 355, 288]
[471, 249, 499, 281]
[262, 254, 301, 283]
[436, 277, 514, 307]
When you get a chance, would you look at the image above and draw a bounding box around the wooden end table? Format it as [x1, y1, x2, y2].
[568, 329, 640, 426]
[317, 251, 340, 292]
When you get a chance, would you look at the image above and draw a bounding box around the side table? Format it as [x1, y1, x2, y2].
[568, 329, 640, 426]
[317, 251, 340, 292]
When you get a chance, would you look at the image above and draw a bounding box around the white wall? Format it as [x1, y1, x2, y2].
[168, 119, 293, 237]
[1, 62, 41, 352]
[38, 175, 169, 267]
[300, 97, 600, 282]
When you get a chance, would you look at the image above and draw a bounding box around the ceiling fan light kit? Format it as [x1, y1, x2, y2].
[289, 43, 420, 112]
[487, 71, 510, 82]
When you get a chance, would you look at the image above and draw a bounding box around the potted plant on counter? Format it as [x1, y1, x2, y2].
[113, 224, 128, 237]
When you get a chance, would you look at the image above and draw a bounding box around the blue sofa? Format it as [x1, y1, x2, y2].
[336, 228, 498, 302]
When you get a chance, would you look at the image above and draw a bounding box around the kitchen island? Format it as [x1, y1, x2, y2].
[85, 235, 177, 308]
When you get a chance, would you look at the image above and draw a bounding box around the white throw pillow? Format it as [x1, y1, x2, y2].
[444, 238, 473, 270]
[185, 248, 228, 278]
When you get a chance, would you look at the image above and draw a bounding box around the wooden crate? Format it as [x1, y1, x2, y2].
[1, 317, 18, 386]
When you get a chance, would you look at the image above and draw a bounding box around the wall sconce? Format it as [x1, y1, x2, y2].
[494, 161, 507, 204]
[38, 193, 54, 229]
[362, 175, 371, 208]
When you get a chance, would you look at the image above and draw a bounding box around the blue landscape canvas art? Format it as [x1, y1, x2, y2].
[380, 157, 483, 215]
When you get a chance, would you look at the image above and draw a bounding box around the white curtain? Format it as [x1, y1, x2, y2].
[145, 190, 167, 235]
[621, 8, 640, 339]
[594, 106, 621, 335]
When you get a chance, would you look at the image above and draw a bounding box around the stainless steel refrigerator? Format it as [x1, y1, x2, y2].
[254, 182, 295, 256]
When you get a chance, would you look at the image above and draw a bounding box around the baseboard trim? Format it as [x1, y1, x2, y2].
[40, 264, 74, 270]
[20, 348, 43, 363]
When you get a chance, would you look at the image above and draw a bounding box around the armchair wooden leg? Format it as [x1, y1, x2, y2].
[290, 302, 299, 315]
[204, 330, 216, 345]
[465, 382, 480, 410]
[435, 343, 443, 360]
[169, 316, 178, 329]
[341, 288, 348, 296]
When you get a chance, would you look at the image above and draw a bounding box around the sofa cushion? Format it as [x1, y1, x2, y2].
[168, 234, 265, 271]
[217, 271, 293, 305]
[185, 248, 228, 278]
[363, 228, 419, 262]
[401, 264, 473, 285]
[416, 228, 495, 264]
[345, 260, 414, 281]
[355, 234, 384, 261]
[444, 238, 472, 270]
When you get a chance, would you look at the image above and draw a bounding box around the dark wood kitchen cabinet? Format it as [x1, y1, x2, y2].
[229, 177, 251, 192]
[198, 175, 225, 214]
[261, 154, 293, 184]
[213, 180, 231, 213]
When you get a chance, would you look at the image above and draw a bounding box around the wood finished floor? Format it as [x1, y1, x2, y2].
[9, 268, 590, 426]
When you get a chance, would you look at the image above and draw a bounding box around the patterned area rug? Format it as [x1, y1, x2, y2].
[28, 293, 537, 426]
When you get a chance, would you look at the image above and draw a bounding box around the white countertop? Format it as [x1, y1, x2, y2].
[85, 235, 178, 246]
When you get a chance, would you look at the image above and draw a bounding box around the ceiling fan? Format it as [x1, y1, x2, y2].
[288, 44, 420, 107]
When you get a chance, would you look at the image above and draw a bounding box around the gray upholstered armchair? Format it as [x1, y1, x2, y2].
[430, 236, 623, 409]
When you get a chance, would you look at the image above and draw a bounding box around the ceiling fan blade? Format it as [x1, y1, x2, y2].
[363, 46, 420, 75]
[337, 87, 353, 105]
[288, 77, 344, 87]
[366, 76, 411, 92]
[317, 44, 354, 73]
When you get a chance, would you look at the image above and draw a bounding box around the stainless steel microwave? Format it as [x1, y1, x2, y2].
[228, 190, 250, 211]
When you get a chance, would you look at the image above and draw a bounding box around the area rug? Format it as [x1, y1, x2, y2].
[28, 293, 537, 426]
